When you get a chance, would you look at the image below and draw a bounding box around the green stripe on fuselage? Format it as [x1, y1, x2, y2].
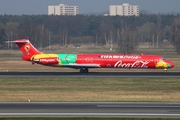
[57, 54, 77, 64]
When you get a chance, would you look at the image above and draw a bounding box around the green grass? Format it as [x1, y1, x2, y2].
[0, 77, 180, 102]
[0, 46, 178, 57]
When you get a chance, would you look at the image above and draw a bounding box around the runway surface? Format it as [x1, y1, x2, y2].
[0, 72, 180, 77]
[0, 102, 180, 118]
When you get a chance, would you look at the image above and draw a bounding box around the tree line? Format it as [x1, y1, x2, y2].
[0, 14, 180, 53]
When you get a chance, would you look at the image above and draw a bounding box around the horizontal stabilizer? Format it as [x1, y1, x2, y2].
[5, 39, 30, 43]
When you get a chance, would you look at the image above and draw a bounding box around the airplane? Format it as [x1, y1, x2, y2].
[9, 39, 174, 73]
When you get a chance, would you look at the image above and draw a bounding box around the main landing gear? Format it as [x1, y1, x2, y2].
[164, 69, 167, 73]
[79, 68, 89, 73]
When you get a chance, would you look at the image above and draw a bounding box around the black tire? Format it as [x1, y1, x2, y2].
[79, 68, 89, 73]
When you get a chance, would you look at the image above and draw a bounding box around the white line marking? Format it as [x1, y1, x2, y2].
[0, 113, 180, 116]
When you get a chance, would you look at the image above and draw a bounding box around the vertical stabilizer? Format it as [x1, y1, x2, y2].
[13, 39, 42, 61]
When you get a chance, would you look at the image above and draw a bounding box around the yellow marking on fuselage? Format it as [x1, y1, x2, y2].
[33, 54, 58, 59]
[156, 61, 168, 69]
[31, 54, 62, 66]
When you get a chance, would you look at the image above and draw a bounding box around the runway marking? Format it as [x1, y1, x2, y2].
[1, 113, 180, 117]
[1, 72, 180, 78]
[97, 105, 180, 108]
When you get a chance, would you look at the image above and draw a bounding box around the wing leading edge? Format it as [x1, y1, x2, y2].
[61, 63, 101, 68]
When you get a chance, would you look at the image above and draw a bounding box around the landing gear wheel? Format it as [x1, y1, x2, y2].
[84, 68, 89, 73]
[164, 69, 167, 73]
[80, 69, 84, 73]
[79, 68, 89, 73]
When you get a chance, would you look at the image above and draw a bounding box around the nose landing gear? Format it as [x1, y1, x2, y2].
[164, 68, 167, 73]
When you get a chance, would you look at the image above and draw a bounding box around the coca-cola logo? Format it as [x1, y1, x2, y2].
[114, 60, 150, 68]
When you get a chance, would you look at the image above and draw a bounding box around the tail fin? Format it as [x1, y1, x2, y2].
[13, 39, 42, 61]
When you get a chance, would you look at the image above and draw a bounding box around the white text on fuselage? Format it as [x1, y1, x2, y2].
[101, 55, 140, 59]
[114, 60, 150, 68]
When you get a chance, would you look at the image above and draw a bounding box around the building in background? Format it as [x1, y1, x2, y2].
[48, 4, 79, 16]
[109, 3, 139, 16]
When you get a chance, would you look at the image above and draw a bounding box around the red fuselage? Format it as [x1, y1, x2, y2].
[76, 54, 174, 69]
[13, 39, 175, 73]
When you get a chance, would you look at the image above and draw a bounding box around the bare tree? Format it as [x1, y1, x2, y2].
[57, 29, 68, 46]
[117, 28, 138, 54]
[19, 24, 49, 48]
[5, 22, 19, 49]
[100, 20, 113, 45]
[156, 14, 162, 48]
[137, 22, 154, 43]
[172, 17, 180, 53]
[150, 23, 156, 48]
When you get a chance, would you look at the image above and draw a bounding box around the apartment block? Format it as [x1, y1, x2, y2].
[48, 4, 79, 16]
[109, 3, 139, 16]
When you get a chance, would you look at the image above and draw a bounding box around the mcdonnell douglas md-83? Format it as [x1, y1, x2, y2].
[10, 39, 174, 73]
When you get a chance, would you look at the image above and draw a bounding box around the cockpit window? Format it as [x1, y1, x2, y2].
[160, 58, 166, 61]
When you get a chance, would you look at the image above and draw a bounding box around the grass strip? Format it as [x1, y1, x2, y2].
[0, 77, 179, 102]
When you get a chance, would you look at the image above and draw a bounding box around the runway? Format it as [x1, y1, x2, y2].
[0, 102, 180, 118]
[1, 72, 179, 118]
[0, 72, 180, 77]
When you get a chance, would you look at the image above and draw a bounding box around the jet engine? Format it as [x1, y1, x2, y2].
[33, 57, 59, 65]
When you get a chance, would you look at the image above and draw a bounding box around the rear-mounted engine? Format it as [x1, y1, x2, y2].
[37, 57, 59, 65]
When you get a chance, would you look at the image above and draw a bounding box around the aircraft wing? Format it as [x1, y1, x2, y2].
[62, 63, 101, 68]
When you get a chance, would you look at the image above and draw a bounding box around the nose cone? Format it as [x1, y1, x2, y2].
[168, 62, 174, 68]
[166, 61, 174, 68]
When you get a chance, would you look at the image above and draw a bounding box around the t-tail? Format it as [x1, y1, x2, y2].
[13, 39, 42, 61]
